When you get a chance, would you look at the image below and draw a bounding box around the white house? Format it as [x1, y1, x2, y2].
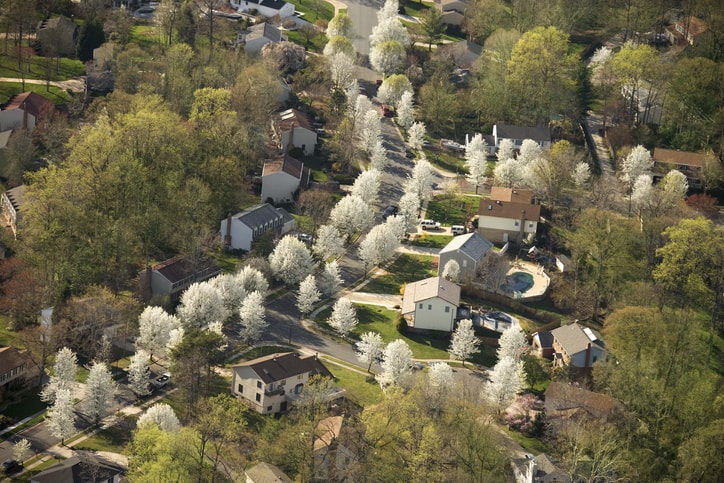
[533, 323, 606, 371]
[238, 22, 286, 54]
[231, 352, 343, 414]
[273, 108, 317, 156]
[0, 92, 54, 134]
[221, 203, 295, 252]
[438, 232, 493, 282]
[229, 0, 295, 19]
[478, 187, 541, 244]
[1, 184, 26, 238]
[401, 276, 461, 332]
[261, 153, 309, 204]
[492, 124, 552, 151]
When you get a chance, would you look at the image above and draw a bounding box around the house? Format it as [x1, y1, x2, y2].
[261, 153, 310, 204]
[544, 382, 624, 437]
[139, 256, 221, 303]
[0, 92, 54, 133]
[438, 232, 494, 282]
[533, 322, 605, 370]
[401, 276, 461, 332]
[221, 203, 295, 252]
[272, 108, 317, 156]
[230, 0, 296, 19]
[86, 43, 118, 94]
[31, 452, 124, 483]
[492, 124, 552, 152]
[238, 22, 287, 54]
[513, 453, 571, 483]
[245, 462, 293, 483]
[231, 352, 343, 414]
[314, 416, 357, 481]
[665, 16, 708, 46]
[1, 184, 27, 238]
[478, 188, 541, 244]
[652, 147, 708, 189]
[433, 0, 470, 26]
[0, 346, 39, 400]
[437, 40, 482, 69]
[35, 16, 79, 57]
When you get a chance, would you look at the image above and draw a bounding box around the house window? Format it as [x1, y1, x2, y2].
[267, 406, 273, 412]
[514, 220, 520, 226]
[445, 306, 450, 313]
[419, 303, 423, 309]
[428, 304, 432, 310]
[462, 260, 467, 268]
[255, 393, 261, 402]
[238, 384, 244, 393]
[295, 383, 304, 394]
[298, 374, 303, 379]
[528, 222, 533, 228]
[280, 379, 286, 386]
[257, 381, 262, 388]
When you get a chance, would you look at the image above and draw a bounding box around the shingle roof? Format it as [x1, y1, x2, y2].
[31, 453, 124, 483]
[247, 22, 283, 43]
[0, 346, 29, 376]
[277, 108, 313, 132]
[3, 184, 27, 213]
[652, 147, 707, 168]
[262, 153, 303, 178]
[534, 330, 554, 349]
[439, 39, 481, 67]
[439, 232, 493, 262]
[494, 124, 551, 143]
[544, 382, 623, 420]
[401, 276, 460, 314]
[314, 415, 344, 451]
[234, 352, 333, 384]
[478, 198, 541, 221]
[153, 256, 220, 284]
[258, 0, 290, 11]
[550, 322, 604, 356]
[245, 462, 293, 483]
[489, 187, 533, 204]
[36, 16, 78, 35]
[234, 203, 285, 230]
[1, 92, 54, 118]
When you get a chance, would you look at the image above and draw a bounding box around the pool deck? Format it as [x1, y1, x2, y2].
[502, 259, 550, 301]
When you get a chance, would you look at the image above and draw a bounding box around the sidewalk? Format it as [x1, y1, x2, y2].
[0, 76, 86, 93]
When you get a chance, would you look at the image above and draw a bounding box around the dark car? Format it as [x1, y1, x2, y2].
[2, 459, 21, 474]
[382, 205, 398, 220]
[405, 149, 415, 159]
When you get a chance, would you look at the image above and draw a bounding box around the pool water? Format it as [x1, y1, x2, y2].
[508, 272, 534, 293]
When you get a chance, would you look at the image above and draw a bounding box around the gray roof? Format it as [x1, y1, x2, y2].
[245, 462, 293, 483]
[495, 124, 551, 143]
[534, 454, 572, 483]
[439, 232, 493, 262]
[534, 330, 554, 348]
[233, 352, 333, 384]
[275, 207, 294, 225]
[3, 184, 27, 212]
[401, 276, 460, 314]
[247, 22, 283, 43]
[31, 453, 124, 483]
[551, 322, 604, 356]
[234, 203, 286, 230]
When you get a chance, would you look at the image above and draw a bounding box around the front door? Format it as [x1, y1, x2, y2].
[280, 401, 287, 412]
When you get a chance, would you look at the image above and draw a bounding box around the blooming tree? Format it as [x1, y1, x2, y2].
[359, 109, 382, 152]
[138, 403, 181, 432]
[408, 121, 426, 152]
[448, 319, 480, 366]
[318, 261, 343, 297]
[237, 266, 269, 298]
[377, 74, 413, 106]
[238, 291, 267, 343]
[313, 225, 347, 260]
[269, 235, 316, 285]
[128, 350, 151, 398]
[47, 388, 76, 445]
[517, 139, 543, 165]
[327, 51, 356, 88]
[176, 282, 229, 330]
[351, 168, 381, 205]
[485, 355, 525, 408]
[660, 169, 689, 200]
[572, 161, 591, 188]
[12, 438, 31, 463]
[384, 214, 407, 241]
[497, 138, 515, 162]
[378, 339, 413, 386]
[297, 274, 321, 317]
[209, 273, 246, 315]
[83, 362, 116, 426]
[396, 90, 415, 130]
[442, 259, 461, 282]
[493, 158, 524, 187]
[398, 190, 422, 231]
[329, 195, 375, 239]
[167, 327, 184, 352]
[369, 139, 389, 171]
[327, 11, 354, 38]
[465, 133, 489, 194]
[370, 40, 406, 76]
[427, 362, 454, 411]
[328, 297, 358, 337]
[359, 223, 400, 270]
[406, 159, 435, 202]
[356, 331, 385, 372]
[370, 0, 411, 47]
[620, 145, 653, 213]
[137, 306, 182, 360]
[41, 347, 78, 404]
[497, 326, 528, 362]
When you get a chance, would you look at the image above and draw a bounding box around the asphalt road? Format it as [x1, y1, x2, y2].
[344, 0, 384, 56]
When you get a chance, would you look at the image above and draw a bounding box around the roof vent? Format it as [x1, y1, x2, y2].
[488, 204, 492, 210]
[513, 190, 518, 194]
[583, 327, 598, 342]
[496, 200, 501, 205]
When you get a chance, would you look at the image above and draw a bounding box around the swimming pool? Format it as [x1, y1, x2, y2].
[508, 271, 534, 293]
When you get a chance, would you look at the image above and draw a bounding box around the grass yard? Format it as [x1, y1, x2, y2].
[321, 357, 383, 406]
[0, 315, 18, 346]
[364, 254, 437, 294]
[13, 457, 63, 483]
[0, 53, 85, 81]
[424, 149, 468, 174]
[426, 194, 480, 226]
[502, 426, 549, 455]
[409, 233, 453, 249]
[73, 416, 136, 454]
[286, 0, 335, 22]
[130, 25, 161, 48]
[400, 0, 435, 17]
[286, 30, 328, 53]
[0, 82, 72, 105]
[2, 392, 47, 422]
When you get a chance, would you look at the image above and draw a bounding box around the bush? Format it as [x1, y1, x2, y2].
[396, 316, 408, 333]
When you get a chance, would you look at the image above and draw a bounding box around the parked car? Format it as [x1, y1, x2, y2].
[420, 219, 441, 230]
[296, 233, 313, 243]
[152, 372, 171, 389]
[2, 459, 20, 474]
[382, 205, 399, 220]
[451, 225, 465, 235]
[404, 149, 415, 159]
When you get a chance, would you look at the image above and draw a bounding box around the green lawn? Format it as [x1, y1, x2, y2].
[502, 426, 549, 455]
[2, 392, 47, 421]
[13, 457, 63, 483]
[409, 233, 453, 249]
[286, 30, 328, 53]
[73, 416, 136, 454]
[364, 254, 437, 294]
[286, 0, 335, 22]
[0, 315, 18, 346]
[425, 149, 467, 174]
[400, 0, 435, 16]
[426, 195, 480, 226]
[321, 358, 383, 406]
[0, 53, 85, 81]
[0, 82, 73, 104]
[130, 25, 162, 48]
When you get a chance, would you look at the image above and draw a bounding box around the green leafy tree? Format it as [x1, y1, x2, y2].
[76, 20, 105, 62]
[418, 7, 446, 51]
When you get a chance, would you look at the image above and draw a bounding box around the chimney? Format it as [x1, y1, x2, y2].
[287, 120, 295, 153]
[141, 265, 153, 303]
[22, 100, 28, 130]
[518, 209, 526, 244]
[315, 352, 318, 360]
[584, 342, 592, 370]
[223, 212, 232, 250]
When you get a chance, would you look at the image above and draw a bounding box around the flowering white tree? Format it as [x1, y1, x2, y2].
[620, 145, 653, 213]
[327, 51, 356, 88]
[137, 306, 182, 360]
[237, 266, 269, 298]
[485, 355, 525, 408]
[297, 274, 321, 317]
[238, 291, 267, 343]
[327, 11, 354, 38]
[356, 331, 385, 372]
[128, 350, 151, 398]
[377, 74, 413, 106]
[313, 225, 347, 260]
[209, 273, 247, 315]
[384, 214, 407, 241]
[497, 138, 515, 162]
[324, 35, 354, 57]
[138, 403, 181, 432]
[328, 297, 358, 337]
[329, 195, 375, 239]
[359, 223, 400, 270]
[660, 169, 689, 200]
[12, 438, 31, 463]
[398, 190, 422, 231]
[406, 159, 435, 202]
[351, 168, 381, 205]
[632, 174, 654, 211]
[318, 261, 343, 297]
[176, 282, 229, 330]
[370, 0, 411, 47]
[352, 94, 374, 126]
[497, 326, 528, 362]
[41, 347, 78, 404]
[167, 327, 184, 351]
[442, 259, 461, 282]
[465, 133, 489, 194]
[359, 109, 382, 152]
[396, 90, 415, 130]
[517, 139, 543, 165]
[369, 139, 389, 171]
[493, 158, 524, 187]
[269, 235, 316, 285]
[572, 161, 592, 188]
[47, 388, 76, 445]
[448, 319, 480, 366]
[378, 339, 413, 386]
[83, 362, 116, 426]
[427, 362, 454, 410]
[370, 40, 406, 76]
[408, 121, 426, 152]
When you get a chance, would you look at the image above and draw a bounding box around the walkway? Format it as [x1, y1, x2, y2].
[0, 76, 86, 93]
